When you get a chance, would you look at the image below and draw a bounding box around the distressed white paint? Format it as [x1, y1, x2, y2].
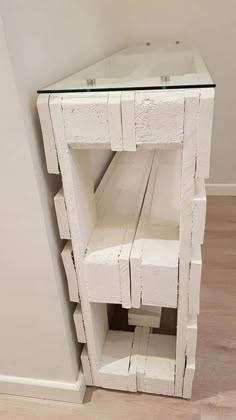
[54, 188, 71, 240]
[62, 93, 111, 147]
[121, 91, 136, 151]
[196, 88, 215, 179]
[175, 89, 200, 396]
[192, 179, 207, 245]
[37, 95, 59, 174]
[61, 241, 79, 303]
[131, 149, 182, 308]
[135, 90, 185, 145]
[128, 306, 162, 328]
[73, 305, 86, 343]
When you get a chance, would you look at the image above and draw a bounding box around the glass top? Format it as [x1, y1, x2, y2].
[38, 43, 215, 94]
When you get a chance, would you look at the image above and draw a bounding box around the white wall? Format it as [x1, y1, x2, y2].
[118, 0, 236, 186]
[0, 0, 124, 395]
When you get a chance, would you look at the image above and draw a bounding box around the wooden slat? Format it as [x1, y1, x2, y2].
[73, 305, 86, 343]
[135, 90, 185, 145]
[84, 151, 154, 308]
[175, 89, 200, 396]
[54, 188, 71, 240]
[128, 306, 162, 329]
[130, 149, 182, 309]
[192, 179, 207, 245]
[61, 241, 79, 303]
[196, 88, 215, 179]
[37, 94, 60, 174]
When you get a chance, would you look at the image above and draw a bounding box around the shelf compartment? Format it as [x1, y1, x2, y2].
[98, 324, 176, 395]
[84, 151, 155, 308]
[131, 149, 182, 308]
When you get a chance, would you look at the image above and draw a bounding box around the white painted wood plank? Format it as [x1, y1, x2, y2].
[121, 91, 136, 151]
[108, 92, 123, 151]
[54, 188, 71, 240]
[189, 245, 202, 315]
[85, 151, 154, 307]
[99, 330, 134, 391]
[183, 316, 198, 398]
[62, 93, 111, 147]
[192, 179, 206, 245]
[135, 90, 185, 145]
[81, 345, 93, 386]
[128, 326, 142, 392]
[144, 334, 176, 396]
[61, 241, 79, 303]
[196, 88, 215, 179]
[37, 94, 59, 174]
[136, 327, 150, 392]
[175, 89, 200, 397]
[183, 363, 195, 399]
[131, 149, 182, 309]
[128, 306, 162, 328]
[50, 95, 104, 385]
[73, 305, 86, 344]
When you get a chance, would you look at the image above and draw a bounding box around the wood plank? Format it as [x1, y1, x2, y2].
[144, 334, 176, 396]
[192, 179, 206, 245]
[37, 94, 60, 174]
[73, 305, 86, 343]
[121, 91, 136, 151]
[175, 89, 200, 397]
[108, 92, 123, 151]
[183, 316, 198, 398]
[85, 151, 154, 308]
[61, 241, 79, 303]
[62, 93, 111, 147]
[136, 327, 150, 392]
[81, 345, 93, 386]
[196, 88, 215, 179]
[135, 90, 185, 145]
[189, 245, 202, 315]
[130, 149, 182, 309]
[128, 306, 162, 328]
[99, 330, 134, 391]
[128, 327, 142, 392]
[50, 95, 103, 385]
[54, 188, 71, 240]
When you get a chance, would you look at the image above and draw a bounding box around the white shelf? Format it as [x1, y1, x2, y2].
[98, 328, 176, 395]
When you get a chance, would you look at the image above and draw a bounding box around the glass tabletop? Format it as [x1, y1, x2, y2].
[38, 42, 215, 94]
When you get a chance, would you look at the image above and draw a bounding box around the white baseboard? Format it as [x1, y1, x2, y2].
[0, 369, 86, 403]
[206, 183, 236, 196]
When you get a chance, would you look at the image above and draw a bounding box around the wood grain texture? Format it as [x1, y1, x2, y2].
[0, 198, 235, 418]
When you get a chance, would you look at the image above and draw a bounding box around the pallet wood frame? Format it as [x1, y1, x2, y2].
[37, 85, 214, 403]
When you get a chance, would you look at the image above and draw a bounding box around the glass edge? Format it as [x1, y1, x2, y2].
[37, 83, 216, 95]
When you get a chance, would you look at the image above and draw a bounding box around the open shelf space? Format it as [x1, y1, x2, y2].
[84, 148, 182, 310]
[84, 150, 155, 308]
[90, 302, 176, 394]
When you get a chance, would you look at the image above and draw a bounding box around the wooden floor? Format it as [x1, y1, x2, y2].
[1, 197, 236, 420]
